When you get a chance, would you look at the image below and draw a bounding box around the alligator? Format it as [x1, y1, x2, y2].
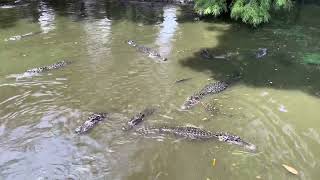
[26, 60, 70, 73]
[122, 108, 156, 131]
[13, 60, 71, 79]
[127, 40, 167, 62]
[136, 126, 256, 151]
[75, 113, 108, 134]
[200, 49, 227, 60]
[0, 0, 27, 9]
[256, 48, 267, 58]
[4, 31, 41, 42]
[181, 74, 240, 110]
[200, 49, 239, 60]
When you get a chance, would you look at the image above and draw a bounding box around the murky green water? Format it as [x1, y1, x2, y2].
[0, 0, 320, 179]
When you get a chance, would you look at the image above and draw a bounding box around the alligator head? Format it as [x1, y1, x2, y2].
[256, 48, 267, 58]
[127, 40, 137, 47]
[122, 107, 156, 131]
[200, 49, 212, 59]
[148, 51, 167, 61]
[181, 94, 201, 110]
[216, 132, 256, 151]
[75, 112, 107, 134]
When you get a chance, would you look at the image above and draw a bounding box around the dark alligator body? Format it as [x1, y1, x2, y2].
[181, 81, 229, 110]
[127, 40, 167, 62]
[122, 108, 156, 131]
[200, 49, 227, 60]
[181, 74, 240, 110]
[200, 49, 239, 60]
[75, 113, 108, 134]
[137, 126, 256, 151]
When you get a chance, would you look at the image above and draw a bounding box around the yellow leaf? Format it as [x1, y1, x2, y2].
[282, 164, 298, 175]
[212, 159, 216, 167]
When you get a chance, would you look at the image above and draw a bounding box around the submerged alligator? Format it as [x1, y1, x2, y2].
[181, 74, 240, 110]
[26, 60, 71, 73]
[75, 113, 108, 134]
[127, 40, 167, 62]
[137, 126, 256, 151]
[4, 31, 41, 42]
[200, 49, 239, 60]
[12, 60, 71, 79]
[122, 108, 156, 131]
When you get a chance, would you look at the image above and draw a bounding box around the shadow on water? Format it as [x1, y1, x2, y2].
[179, 4, 320, 98]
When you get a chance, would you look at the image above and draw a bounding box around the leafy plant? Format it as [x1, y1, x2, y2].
[195, 0, 293, 26]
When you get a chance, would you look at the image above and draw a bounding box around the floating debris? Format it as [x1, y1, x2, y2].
[175, 78, 192, 84]
[159, 114, 174, 120]
[279, 104, 288, 112]
[282, 164, 298, 175]
[211, 158, 216, 167]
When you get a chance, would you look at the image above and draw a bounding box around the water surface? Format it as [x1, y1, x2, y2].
[0, 1, 320, 179]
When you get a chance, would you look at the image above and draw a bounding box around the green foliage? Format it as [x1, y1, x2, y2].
[302, 53, 320, 65]
[195, 0, 228, 16]
[194, 0, 293, 26]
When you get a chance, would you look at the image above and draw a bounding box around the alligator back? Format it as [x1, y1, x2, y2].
[181, 74, 241, 110]
[137, 126, 256, 151]
[127, 40, 167, 61]
[26, 60, 71, 73]
[160, 126, 215, 139]
[198, 81, 229, 96]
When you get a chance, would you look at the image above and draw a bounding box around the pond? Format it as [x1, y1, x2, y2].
[0, 0, 319, 179]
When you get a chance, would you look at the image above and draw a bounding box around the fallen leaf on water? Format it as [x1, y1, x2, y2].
[212, 159, 216, 167]
[282, 164, 298, 175]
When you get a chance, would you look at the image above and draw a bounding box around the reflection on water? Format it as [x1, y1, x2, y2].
[83, 17, 112, 60]
[0, 1, 320, 180]
[155, 6, 178, 56]
[38, 1, 55, 34]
